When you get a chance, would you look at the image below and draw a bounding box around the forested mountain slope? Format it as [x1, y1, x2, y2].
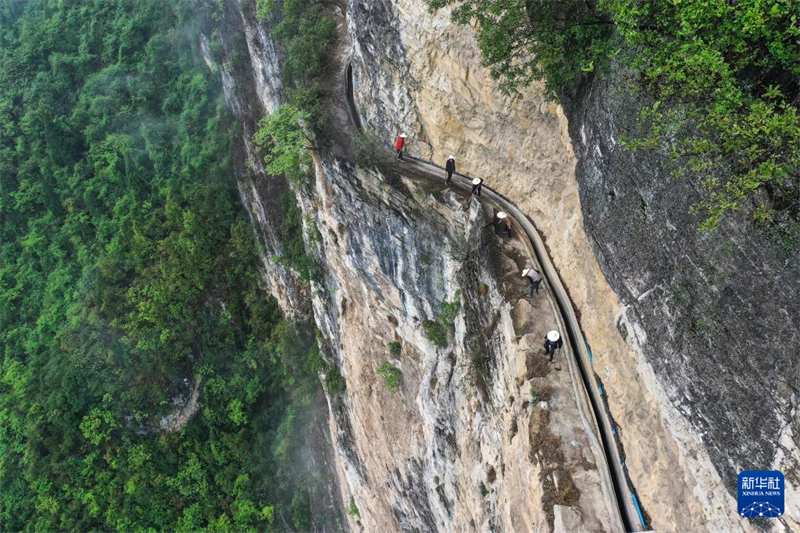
[0, 1, 335, 531]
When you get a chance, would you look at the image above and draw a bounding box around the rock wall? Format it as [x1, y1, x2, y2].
[213, 1, 308, 316]
[215, 0, 626, 531]
[346, 0, 799, 531]
[214, 0, 799, 531]
[563, 65, 800, 531]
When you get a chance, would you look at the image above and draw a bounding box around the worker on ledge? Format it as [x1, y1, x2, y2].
[445, 155, 456, 185]
[522, 267, 542, 298]
[484, 211, 512, 237]
[471, 177, 483, 196]
[543, 330, 563, 362]
[395, 134, 406, 161]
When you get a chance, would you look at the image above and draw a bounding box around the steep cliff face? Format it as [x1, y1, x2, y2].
[215, 1, 628, 531]
[303, 154, 625, 532]
[345, 1, 800, 531]
[214, 0, 798, 531]
[347, 1, 729, 532]
[213, 1, 308, 316]
[564, 66, 800, 529]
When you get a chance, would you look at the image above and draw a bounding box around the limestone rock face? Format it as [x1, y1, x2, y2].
[563, 63, 800, 531]
[213, 0, 799, 532]
[347, 1, 797, 532]
[212, 0, 308, 316]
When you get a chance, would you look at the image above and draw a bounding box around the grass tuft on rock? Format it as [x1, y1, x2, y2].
[376, 362, 402, 393]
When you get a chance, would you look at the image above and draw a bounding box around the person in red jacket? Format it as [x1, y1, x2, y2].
[395, 134, 406, 161]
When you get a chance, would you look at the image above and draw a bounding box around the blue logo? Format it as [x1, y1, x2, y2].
[738, 471, 784, 518]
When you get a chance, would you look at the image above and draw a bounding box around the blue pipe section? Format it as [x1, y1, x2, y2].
[632, 494, 646, 528]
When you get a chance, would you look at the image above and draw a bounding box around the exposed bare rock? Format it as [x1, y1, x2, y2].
[159, 377, 201, 433]
[303, 152, 620, 531]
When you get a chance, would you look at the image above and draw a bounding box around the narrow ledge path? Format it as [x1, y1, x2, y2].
[342, 59, 648, 533]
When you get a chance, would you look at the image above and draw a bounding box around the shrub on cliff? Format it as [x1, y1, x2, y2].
[254, 104, 314, 186]
[439, 290, 462, 332]
[347, 498, 360, 517]
[427, 0, 614, 99]
[352, 130, 386, 169]
[323, 365, 346, 395]
[423, 320, 449, 348]
[376, 362, 402, 393]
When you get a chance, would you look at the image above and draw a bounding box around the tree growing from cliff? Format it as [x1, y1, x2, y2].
[255, 104, 314, 185]
[607, 0, 800, 232]
[256, 0, 337, 136]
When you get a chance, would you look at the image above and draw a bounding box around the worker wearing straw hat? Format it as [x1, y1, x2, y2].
[522, 267, 542, 298]
[543, 330, 563, 362]
[471, 177, 483, 196]
[497, 212, 513, 237]
[484, 210, 513, 237]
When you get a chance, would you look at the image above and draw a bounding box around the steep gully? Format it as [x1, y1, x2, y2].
[344, 62, 646, 532]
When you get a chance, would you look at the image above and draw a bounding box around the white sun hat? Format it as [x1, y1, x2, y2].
[400, 133, 407, 137]
[449, 155, 455, 160]
[497, 212, 507, 219]
[522, 268, 530, 277]
[472, 178, 482, 185]
[547, 330, 560, 342]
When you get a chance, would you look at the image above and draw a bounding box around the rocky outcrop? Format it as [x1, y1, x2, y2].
[214, 0, 628, 530]
[304, 149, 630, 531]
[210, 2, 308, 316]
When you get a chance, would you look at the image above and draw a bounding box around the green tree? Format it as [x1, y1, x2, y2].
[427, 0, 614, 97]
[254, 104, 314, 186]
[0, 1, 332, 530]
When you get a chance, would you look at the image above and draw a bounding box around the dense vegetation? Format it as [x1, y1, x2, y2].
[254, 0, 337, 190]
[0, 1, 328, 530]
[257, 0, 336, 136]
[428, 0, 800, 233]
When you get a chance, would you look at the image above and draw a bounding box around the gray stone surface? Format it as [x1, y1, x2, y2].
[563, 66, 800, 495]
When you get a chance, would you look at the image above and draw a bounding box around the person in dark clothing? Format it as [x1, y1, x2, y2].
[445, 155, 456, 185]
[471, 177, 483, 196]
[522, 267, 542, 298]
[483, 211, 512, 237]
[543, 330, 563, 362]
[395, 134, 406, 160]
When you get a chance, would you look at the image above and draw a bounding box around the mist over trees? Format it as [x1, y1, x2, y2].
[0, 1, 324, 530]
